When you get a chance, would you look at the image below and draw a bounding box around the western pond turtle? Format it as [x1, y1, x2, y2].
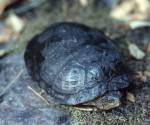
[24, 22, 130, 111]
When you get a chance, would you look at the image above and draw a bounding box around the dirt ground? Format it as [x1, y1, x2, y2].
[0, 1, 150, 125]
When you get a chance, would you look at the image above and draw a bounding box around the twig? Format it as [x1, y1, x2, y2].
[27, 85, 70, 109]
[27, 85, 99, 112]
[72, 106, 98, 112]
[27, 85, 50, 105]
[0, 69, 24, 97]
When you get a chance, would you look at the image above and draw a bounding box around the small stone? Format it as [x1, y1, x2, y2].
[126, 92, 135, 102]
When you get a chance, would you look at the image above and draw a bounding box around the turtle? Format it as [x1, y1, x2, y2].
[24, 22, 131, 111]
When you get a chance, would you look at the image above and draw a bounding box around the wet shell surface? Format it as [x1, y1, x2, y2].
[24, 22, 130, 105]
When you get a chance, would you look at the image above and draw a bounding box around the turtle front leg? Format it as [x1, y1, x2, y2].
[74, 91, 121, 111]
[94, 91, 121, 111]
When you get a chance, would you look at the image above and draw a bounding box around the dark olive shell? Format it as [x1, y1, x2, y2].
[24, 22, 129, 105]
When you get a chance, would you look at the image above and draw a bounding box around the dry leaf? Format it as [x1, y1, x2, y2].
[0, 24, 12, 43]
[6, 13, 25, 33]
[126, 92, 135, 102]
[110, 1, 134, 20]
[134, 0, 150, 13]
[79, 0, 88, 7]
[129, 21, 150, 29]
[0, 0, 16, 15]
[0, 47, 15, 57]
[128, 42, 145, 59]
[0, 50, 6, 56]
[110, 0, 150, 21]
[0, 49, 9, 57]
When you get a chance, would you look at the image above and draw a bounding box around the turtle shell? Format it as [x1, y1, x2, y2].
[24, 22, 129, 105]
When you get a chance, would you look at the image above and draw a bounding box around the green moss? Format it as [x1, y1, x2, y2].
[70, 109, 88, 125]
